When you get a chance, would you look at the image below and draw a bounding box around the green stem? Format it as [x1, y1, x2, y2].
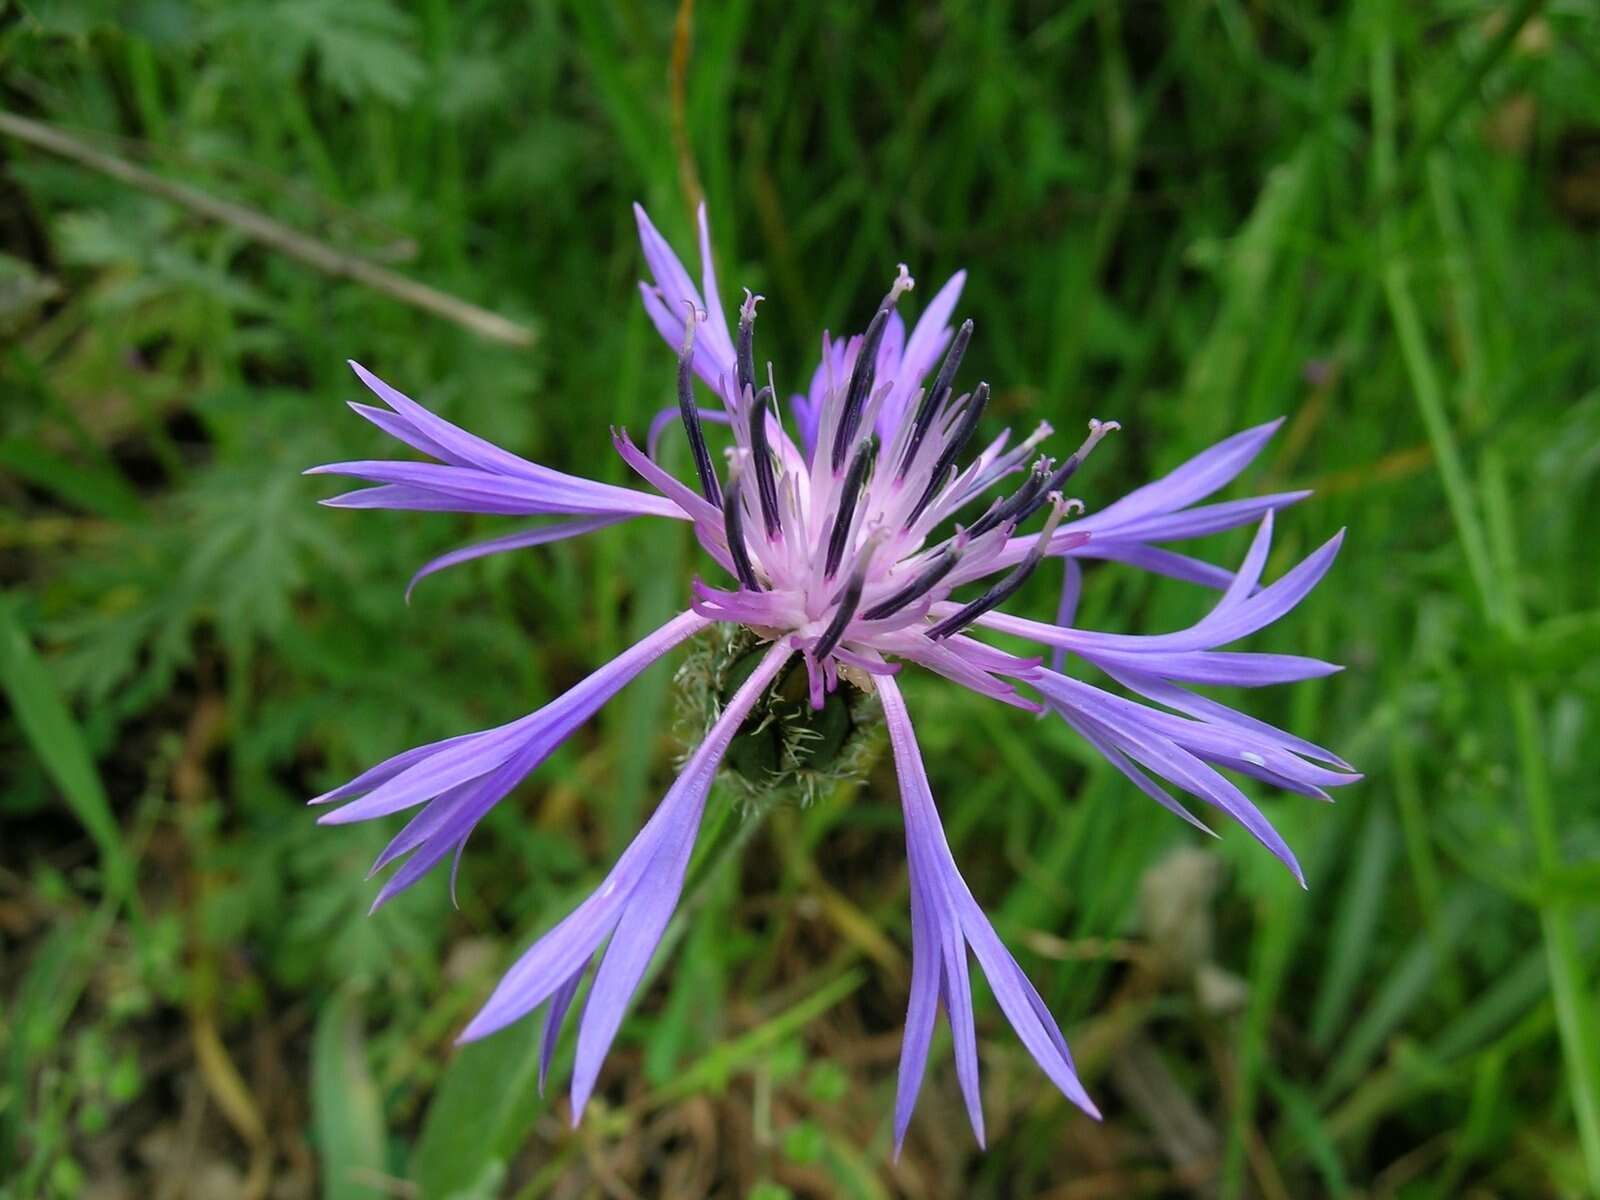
[1383, 267, 1499, 622]
[1511, 680, 1600, 1184]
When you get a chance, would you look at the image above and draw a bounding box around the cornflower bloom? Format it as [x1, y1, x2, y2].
[308, 204, 1357, 1149]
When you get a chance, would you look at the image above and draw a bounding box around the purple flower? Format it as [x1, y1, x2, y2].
[309, 204, 1357, 1148]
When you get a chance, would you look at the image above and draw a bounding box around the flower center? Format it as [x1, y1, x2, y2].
[673, 267, 1117, 700]
[679, 627, 882, 802]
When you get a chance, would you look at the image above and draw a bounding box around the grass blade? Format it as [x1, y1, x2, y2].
[312, 988, 389, 1200]
[0, 599, 133, 902]
[411, 1018, 544, 1200]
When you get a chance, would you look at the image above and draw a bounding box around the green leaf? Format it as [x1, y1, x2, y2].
[311, 988, 388, 1200]
[0, 599, 132, 901]
[0, 438, 145, 522]
[411, 1020, 544, 1200]
[1317, 888, 1479, 1106]
[1310, 808, 1397, 1049]
[210, 0, 426, 106]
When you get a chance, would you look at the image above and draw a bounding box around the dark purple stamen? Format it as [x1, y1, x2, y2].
[824, 436, 877, 579]
[966, 458, 1050, 539]
[926, 516, 1055, 640]
[747, 385, 782, 537]
[897, 318, 972, 480]
[812, 552, 872, 660]
[860, 547, 961, 621]
[831, 308, 889, 472]
[736, 292, 759, 403]
[903, 381, 989, 528]
[1013, 449, 1090, 525]
[678, 335, 721, 506]
[721, 471, 764, 591]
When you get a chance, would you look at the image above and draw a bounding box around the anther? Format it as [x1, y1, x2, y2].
[677, 302, 721, 506]
[824, 435, 877, 579]
[737, 290, 762, 403]
[812, 536, 882, 660]
[903, 381, 989, 528]
[832, 308, 887, 473]
[747, 385, 782, 538]
[965, 457, 1051, 539]
[720, 466, 764, 591]
[832, 266, 915, 473]
[927, 494, 1069, 640]
[860, 546, 962, 621]
[897, 318, 972, 479]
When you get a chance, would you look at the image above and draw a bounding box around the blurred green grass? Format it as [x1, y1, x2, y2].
[2, 1, 1599, 1196]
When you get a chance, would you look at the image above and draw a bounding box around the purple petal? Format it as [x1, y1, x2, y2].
[790, 390, 821, 460]
[348, 402, 456, 464]
[1043, 671, 1356, 793]
[897, 273, 965, 384]
[1218, 511, 1275, 609]
[1180, 529, 1344, 648]
[879, 676, 1098, 1139]
[634, 204, 736, 388]
[634, 204, 705, 327]
[307, 460, 681, 520]
[366, 719, 571, 911]
[878, 270, 965, 438]
[318, 484, 536, 514]
[1034, 672, 1305, 884]
[611, 427, 723, 525]
[319, 721, 531, 825]
[794, 333, 848, 459]
[902, 763, 1099, 1122]
[1213, 754, 1333, 800]
[310, 731, 481, 806]
[569, 796, 699, 1121]
[1086, 419, 1284, 527]
[1056, 706, 1217, 837]
[348, 361, 542, 478]
[876, 309, 906, 379]
[320, 610, 711, 826]
[1050, 558, 1083, 673]
[541, 967, 587, 1097]
[638, 283, 732, 394]
[1065, 540, 1237, 590]
[978, 530, 1344, 657]
[695, 203, 735, 363]
[369, 777, 481, 875]
[893, 640, 1041, 711]
[1106, 666, 1351, 769]
[459, 639, 791, 1046]
[1074, 647, 1343, 687]
[952, 911, 1100, 1120]
[893, 860, 943, 1156]
[939, 914, 986, 1147]
[1084, 491, 1311, 544]
[407, 515, 629, 600]
[368, 829, 469, 912]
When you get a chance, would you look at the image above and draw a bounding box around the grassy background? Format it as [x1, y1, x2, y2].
[3, 1, 1599, 1196]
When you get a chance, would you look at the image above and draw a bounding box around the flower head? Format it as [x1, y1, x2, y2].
[308, 204, 1357, 1148]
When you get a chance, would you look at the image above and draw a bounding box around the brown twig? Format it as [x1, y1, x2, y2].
[0, 109, 535, 348]
[669, 0, 703, 215]
[173, 695, 273, 1200]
